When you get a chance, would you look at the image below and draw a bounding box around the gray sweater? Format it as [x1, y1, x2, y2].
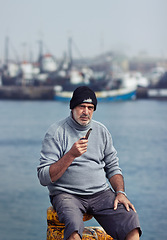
[37, 114, 122, 196]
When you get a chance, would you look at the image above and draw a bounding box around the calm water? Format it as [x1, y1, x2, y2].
[0, 99, 167, 240]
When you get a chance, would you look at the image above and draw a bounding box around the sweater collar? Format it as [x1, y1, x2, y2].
[67, 112, 92, 131]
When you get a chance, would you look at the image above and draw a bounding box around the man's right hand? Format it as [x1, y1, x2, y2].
[49, 138, 88, 182]
[70, 138, 88, 158]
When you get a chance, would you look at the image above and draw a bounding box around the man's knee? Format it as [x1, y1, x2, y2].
[67, 231, 81, 240]
[125, 228, 140, 240]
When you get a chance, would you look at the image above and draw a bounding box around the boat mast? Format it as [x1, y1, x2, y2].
[4, 36, 9, 65]
[38, 40, 43, 72]
[68, 37, 73, 68]
[38, 40, 43, 60]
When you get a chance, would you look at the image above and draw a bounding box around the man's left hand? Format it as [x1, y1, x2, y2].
[114, 193, 136, 212]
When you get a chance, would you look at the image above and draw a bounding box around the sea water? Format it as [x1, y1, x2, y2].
[0, 99, 167, 240]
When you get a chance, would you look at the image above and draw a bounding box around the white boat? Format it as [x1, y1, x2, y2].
[147, 71, 167, 99]
[54, 74, 137, 102]
[54, 87, 136, 102]
[147, 89, 167, 99]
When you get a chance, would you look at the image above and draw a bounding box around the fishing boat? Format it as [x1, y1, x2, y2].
[54, 86, 136, 102]
[147, 88, 167, 99]
[147, 71, 167, 99]
[54, 73, 137, 102]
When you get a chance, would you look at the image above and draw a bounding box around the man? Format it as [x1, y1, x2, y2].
[37, 86, 142, 240]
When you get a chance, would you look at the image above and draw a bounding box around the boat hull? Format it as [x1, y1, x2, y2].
[54, 88, 136, 102]
[148, 88, 167, 99]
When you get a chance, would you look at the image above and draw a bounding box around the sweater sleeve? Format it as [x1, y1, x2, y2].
[37, 126, 64, 186]
[103, 130, 122, 180]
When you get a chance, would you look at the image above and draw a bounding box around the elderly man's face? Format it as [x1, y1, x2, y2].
[72, 103, 94, 126]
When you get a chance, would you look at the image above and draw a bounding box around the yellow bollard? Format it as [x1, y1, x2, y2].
[47, 206, 114, 240]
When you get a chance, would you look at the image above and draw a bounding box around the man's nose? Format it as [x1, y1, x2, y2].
[83, 107, 89, 114]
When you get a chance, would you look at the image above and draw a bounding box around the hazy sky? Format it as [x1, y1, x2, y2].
[0, 0, 166, 62]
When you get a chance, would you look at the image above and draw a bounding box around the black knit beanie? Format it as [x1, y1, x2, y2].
[70, 86, 97, 111]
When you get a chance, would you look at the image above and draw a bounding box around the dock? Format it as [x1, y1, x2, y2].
[0, 86, 54, 100]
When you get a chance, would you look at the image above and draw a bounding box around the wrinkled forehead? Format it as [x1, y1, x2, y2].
[79, 103, 94, 107]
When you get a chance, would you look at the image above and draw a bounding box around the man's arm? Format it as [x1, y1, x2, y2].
[49, 138, 88, 182]
[109, 174, 136, 212]
[109, 174, 125, 192]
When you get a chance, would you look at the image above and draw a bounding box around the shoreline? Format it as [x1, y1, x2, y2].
[0, 85, 166, 100]
[0, 86, 54, 100]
